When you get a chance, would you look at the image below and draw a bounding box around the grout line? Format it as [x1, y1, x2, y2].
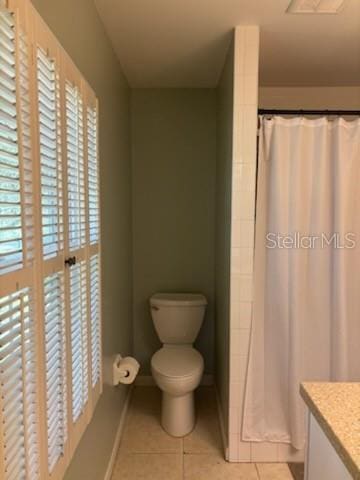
[121, 386, 232, 477]
[122, 451, 183, 455]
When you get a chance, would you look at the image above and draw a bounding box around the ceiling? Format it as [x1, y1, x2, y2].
[94, 0, 360, 88]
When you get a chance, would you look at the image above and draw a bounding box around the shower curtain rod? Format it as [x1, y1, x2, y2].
[258, 109, 360, 116]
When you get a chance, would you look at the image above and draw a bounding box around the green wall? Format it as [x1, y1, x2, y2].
[131, 89, 217, 374]
[30, 1, 133, 478]
[215, 40, 234, 436]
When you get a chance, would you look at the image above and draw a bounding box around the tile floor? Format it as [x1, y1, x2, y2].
[288, 463, 305, 480]
[111, 386, 298, 480]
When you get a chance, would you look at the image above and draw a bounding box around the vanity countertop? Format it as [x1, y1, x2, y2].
[300, 382, 360, 479]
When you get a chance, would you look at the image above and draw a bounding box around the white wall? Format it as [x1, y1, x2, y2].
[259, 87, 360, 109]
[228, 25, 259, 462]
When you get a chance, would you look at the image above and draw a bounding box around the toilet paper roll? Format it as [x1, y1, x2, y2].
[116, 356, 140, 385]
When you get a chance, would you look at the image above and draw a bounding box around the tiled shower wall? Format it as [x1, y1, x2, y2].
[227, 26, 304, 464]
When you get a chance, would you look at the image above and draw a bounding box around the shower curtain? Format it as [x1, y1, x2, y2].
[242, 116, 360, 449]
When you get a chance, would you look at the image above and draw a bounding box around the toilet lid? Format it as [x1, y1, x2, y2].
[151, 347, 204, 378]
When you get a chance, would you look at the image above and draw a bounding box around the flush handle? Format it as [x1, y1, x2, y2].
[151, 306, 159, 311]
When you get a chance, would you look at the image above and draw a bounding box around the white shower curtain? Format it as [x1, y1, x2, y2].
[242, 116, 360, 449]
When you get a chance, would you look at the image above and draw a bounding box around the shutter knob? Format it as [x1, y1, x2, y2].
[65, 256, 76, 267]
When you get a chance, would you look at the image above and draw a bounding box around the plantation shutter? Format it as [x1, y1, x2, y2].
[0, 2, 40, 479]
[0, 289, 39, 480]
[89, 253, 100, 388]
[65, 82, 86, 251]
[43, 273, 67, 474]
[0, 2, 34, 274]
[62, 60, 92, 450]
[84, 86, 102, 402]
[1, 2, 102, 477]
[0, 5, 21, 274]
[18, 26, 34, 269]
[37, 46, 63, 260]
[87, 104, 99, 245]
[69, 260, 88, 423]
[34, 15, 69, 478]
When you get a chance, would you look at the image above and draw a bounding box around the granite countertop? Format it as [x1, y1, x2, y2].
[300, 382, 360, 480]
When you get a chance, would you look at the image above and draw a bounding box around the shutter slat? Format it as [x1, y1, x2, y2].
[5, 443, 25, 475]
[0, 357, 22, 381]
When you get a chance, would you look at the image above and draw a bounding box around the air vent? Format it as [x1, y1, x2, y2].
[287, 0, 346, 13]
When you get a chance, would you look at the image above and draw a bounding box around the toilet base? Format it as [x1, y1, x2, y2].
[161, 391, 194, 437]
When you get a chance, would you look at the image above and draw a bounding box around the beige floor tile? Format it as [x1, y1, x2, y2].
[256, 463, 293, 480]
[184, 454, 259, 480]
[111, 453, 183, 480]
[121, 386, 182, 453]
[184, 387, 223, 454]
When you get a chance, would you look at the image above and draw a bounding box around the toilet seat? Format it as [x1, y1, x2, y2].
[151, 346, 203, 379]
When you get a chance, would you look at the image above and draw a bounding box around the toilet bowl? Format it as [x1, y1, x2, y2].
[151, 345, 204, 436]
[149, 293, 207, 437]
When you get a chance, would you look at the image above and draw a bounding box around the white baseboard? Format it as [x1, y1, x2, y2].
[104, 386, 133, 480]
[135, 374, 214, 387]
[215, 384, 229, 461]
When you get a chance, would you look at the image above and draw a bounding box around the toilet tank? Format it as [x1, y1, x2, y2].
[150, 293, 207, 344]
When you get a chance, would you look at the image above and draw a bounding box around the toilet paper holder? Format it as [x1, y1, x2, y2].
[112, 354, 140, 386]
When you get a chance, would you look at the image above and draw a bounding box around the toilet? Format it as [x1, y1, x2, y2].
[150, 293, 207, 437]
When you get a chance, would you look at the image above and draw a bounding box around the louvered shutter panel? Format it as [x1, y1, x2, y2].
[0, 6, 34, 274]
[37, 47, 63, 260]
[85, 97, 101, 397]
[66, 82, 86, 251]
[18, 29, 34, 268]
[43, 272, 67, 473]
[87, 105, 99, 245]
[34, 18, 73, 477]
[0, 7, 20, 274]
[69, 260, 88, 423]
[89, 254, 100, 388]
[0, 4, 40, 480]
[0, 289, 39, 480]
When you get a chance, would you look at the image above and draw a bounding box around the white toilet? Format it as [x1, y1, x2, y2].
[150, 293, 207, 437]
